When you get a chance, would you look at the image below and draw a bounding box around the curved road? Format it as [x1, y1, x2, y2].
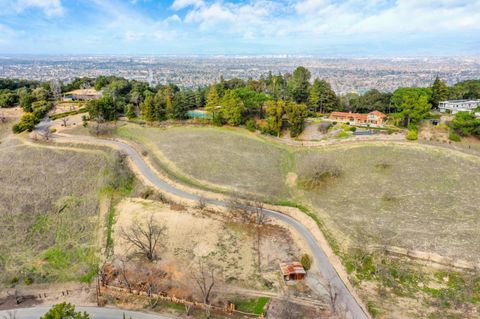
[34, 127, 369, 319]
[0, 306, 173, 319]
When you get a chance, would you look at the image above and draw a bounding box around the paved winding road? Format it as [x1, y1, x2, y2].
[29, 123, 370, 319]
[0, 306, 173, 319]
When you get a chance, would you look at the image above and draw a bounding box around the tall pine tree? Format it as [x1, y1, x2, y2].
[431, 76, 449, 108]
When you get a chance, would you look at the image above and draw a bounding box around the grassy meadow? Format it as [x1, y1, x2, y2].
[0, 139, 133, 286]
[117, 125, 292, 198]
[115, 124, 480, 265]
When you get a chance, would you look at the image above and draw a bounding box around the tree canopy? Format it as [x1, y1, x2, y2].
[40, 303, 90, 319]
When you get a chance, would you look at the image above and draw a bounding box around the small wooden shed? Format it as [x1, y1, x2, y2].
[279, 262, 306, 281]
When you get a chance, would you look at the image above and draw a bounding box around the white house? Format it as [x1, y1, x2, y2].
[438, 100, 480, 114]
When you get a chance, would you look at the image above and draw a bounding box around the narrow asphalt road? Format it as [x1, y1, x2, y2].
[0, 306, 173, 319]
[34, 126, 370, 319]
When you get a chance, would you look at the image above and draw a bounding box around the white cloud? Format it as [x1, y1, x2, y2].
[15, 0, 64, 17]
[171, 0, 204, 11]
[175, 0, 480, 40]
[182, 0, 282, 38]
[164, 14, 182, 24]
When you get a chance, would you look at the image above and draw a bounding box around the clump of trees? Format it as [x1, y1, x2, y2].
[4, 71, 480, 138]
[41, 303, 90, 319]
[450, 112, 480, 137]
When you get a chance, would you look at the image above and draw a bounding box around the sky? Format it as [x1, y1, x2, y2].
[0, 0, 479, 56]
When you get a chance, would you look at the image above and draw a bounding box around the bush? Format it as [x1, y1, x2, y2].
[245, 119, 257, 132]
[24, 276, 33, 285]
[337, 131, 349, 138]
[350, 126, 357, 132]
[12, 113, 37, 133]
[406, 130, 418, 141]
[41, 303, 90, 319]
[449, 131, 461, 142]
[300, 254, 313, 270]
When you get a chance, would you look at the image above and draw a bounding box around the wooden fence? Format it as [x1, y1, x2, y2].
[101, 285, 266, 318]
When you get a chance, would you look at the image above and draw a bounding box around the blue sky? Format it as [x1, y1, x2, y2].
[0, 0, 479, 56]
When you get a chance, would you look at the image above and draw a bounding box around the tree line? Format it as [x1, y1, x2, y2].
[2, 69, 480, 137]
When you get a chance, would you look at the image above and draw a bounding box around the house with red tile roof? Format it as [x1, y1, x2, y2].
[329, 110, 386, 127]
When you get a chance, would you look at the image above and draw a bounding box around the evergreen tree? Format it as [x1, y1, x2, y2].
[153, 90, 167, 121]
[265, 100, 285, 136]
[205, 85, 220, 113]
[169, 91, 193, 120]
[140, 94, 156, 122]
[164, 86, 174, 118]
[19, 88, 34, 112]
[431, 76, 449, 108]
[220, 90, 244, 126]
[288, 66, 311, 103]
[309, 79, 337, 113]
[285, 101, 307, 137]
[195, 87, 206, 108]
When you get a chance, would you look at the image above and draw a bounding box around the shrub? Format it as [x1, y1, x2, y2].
[245, 119, 257, 132]
[41, 303, 90, 319]
[448, 131, 461, 142]
[300, 254, 313, 270]
[350, 126, 357, 132]
[406, 130, 418, 141]
[24, 276, 33, 285]
[337, 131, 349, 138]
[367, 301, 381, 317]
[298, 162, 343, 190]
[12, 113, 38, 133]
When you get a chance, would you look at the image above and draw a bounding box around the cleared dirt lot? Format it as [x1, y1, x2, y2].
[111, 198, 313, 294]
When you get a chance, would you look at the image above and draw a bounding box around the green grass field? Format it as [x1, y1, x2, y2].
[0, 139, 132, 286]
[115, 124, 480, 265]
[234, 297, 270, 315]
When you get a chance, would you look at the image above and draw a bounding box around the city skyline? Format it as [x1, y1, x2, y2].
[0, 0, 479, 56]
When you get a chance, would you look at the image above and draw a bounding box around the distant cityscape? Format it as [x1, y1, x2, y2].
[1, 56, 479, 95]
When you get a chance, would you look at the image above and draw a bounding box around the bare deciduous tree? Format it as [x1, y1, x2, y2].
[253, 199, 266, 225]
[196, 196, 207, 210]
[61, 117, 69, 127]
[41, 129, 52, 141]
[93, 116, 105, 136]
[121, 215, 166, 262]
[119, 258, 132, 293]
[191, 259, 215, 318]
